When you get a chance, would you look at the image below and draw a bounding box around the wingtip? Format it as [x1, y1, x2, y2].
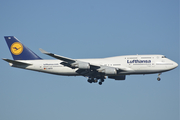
[39, 48, 47, 54]
[2, 58, 7, 61]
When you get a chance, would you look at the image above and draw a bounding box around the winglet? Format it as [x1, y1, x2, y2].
[39, 48, 48, 54]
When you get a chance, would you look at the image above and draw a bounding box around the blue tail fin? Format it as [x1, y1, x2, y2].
[4, 36, 42, 60]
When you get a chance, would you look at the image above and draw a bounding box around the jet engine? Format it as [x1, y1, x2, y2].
[71, 62, 90, 69]
[103, 68, 117, 75]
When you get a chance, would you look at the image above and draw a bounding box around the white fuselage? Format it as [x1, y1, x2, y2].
[10, 55, 178, 76]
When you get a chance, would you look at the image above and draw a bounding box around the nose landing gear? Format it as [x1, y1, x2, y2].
[157, 73, 161, 81]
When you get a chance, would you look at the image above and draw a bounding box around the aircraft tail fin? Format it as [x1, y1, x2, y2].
[4, 36, 42, 60]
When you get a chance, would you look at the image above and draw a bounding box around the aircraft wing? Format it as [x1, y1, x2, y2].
[39, 48, 76, 63]
[39, 48, 101, 69]
[39, 48, 127, 76]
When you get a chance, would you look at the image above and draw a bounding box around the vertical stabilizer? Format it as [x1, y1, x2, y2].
[4, 36, 42, 60]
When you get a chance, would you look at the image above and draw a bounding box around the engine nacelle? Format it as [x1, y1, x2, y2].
[72, 62, 90, 69]
[103, 68, 117, 75]
[108, 75, 126, 80]
[78, 63, 90, 69]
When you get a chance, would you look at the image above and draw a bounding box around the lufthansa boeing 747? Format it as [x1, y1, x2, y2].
[3, 36, 178, 85]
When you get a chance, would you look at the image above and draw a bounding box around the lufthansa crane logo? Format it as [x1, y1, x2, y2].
[10, 42, 23, 55]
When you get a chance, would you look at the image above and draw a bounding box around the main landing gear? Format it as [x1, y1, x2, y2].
[98, 79, 104, 85]
[87, 78, 104, 85]
[157, 73, 161, 81]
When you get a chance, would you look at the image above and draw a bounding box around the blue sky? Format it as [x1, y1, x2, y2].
[0, 0, 179, 120]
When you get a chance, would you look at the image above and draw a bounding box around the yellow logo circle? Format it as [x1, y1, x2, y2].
[11, 42, 23, 55]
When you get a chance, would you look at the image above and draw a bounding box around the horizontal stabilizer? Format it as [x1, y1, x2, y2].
[2, 58, 32, 65]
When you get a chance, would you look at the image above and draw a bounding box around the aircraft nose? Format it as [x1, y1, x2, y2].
[173, 61, 178, 68]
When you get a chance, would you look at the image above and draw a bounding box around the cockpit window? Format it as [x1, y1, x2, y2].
[162, 56, 166, 58]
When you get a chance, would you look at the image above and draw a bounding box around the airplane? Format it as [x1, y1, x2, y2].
[3, 36, 178, 85]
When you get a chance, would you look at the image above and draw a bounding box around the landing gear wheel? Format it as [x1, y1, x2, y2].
[87, 79, 92, 83]
[157, 73, 161, 81]
[99, 82, 102, 85]
[157, 77, 161, 81]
